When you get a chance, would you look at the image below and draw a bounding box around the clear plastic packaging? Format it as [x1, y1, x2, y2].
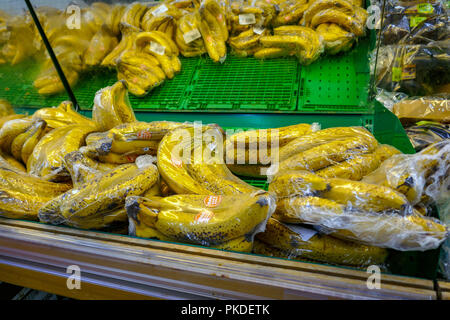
[371, 40, 450, 96]
[92, 81, 137, 131]
[38, 155, 159, 230]
[157, 124, 261, 195]
[126, 190, 275, 251]
[392, 95, 450, 125]
[32, 101, 96, 129]
[406, 121, 450, 151]
[254, 218, 389, 267]
[268, 169, 448, 251]
[27, 124, 97, 182]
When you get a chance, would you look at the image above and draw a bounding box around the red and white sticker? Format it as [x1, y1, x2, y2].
[171, 156, 183, 168]
[126, 154, 138, 163]
[194, 210, 214, 223]
[203, 195, 222, 208]
[136, 130, 153, 140]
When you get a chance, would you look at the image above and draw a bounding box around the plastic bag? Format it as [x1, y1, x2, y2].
[27, 124, 97, 182]
[126, 190, 275, 251]
[381, 0, 448, 45]
[392, 95, 450, 125]
[268, 170, 448, 251]
[254, 218, 389, 267]
[372, 40, 450, 96]
[38, 155, 159, 230]
[32, 101, 96, 129]
[229, 0, 277, 35]
[157, 124, 261, 195]
[362, 140, 450, 206]
[175, 10, 207, 57]
[406, 121, 450, 151]
[0, 166, 71, 221]
[92, 81, 137, 131]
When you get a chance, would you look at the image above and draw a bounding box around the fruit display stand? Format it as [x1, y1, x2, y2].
[0, 2, 447, 300]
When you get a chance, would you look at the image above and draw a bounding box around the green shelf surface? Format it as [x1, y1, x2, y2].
[0, 35, 373, 113]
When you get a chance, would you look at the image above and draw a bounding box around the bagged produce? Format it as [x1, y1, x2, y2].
[254, 218, 388, 267]
[175, 10, 207, 57]
[32, 101, 96, 129]
[92, 81, 137, 131]
[126, 190, 275, 250]
[392, 96, 450, 125]
[268, 170, 448, 251]
[406, 121, 450, 151]
[27, 124, 97, 181]
[157, 124, 261, 195]
[38, 155, 159, 230]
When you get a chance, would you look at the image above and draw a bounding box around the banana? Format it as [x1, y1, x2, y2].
[107, 121, 184, 142]
[268, 171, 330, 198]
[157, 125, 261, 195]
[273, 196, 344, 223]
[120, 2, 148, 30]
[316, 23, 355, 55]
[117, 58, 164, 95]
[101, 23, 139, 68]
[255, 218, 388, 266]
[27, 124, 97, 182]
[0, 152, 26, 173]
[0, 117, 33, 154]
[20, 120, 47, 165]
[0, 188, 52, 221]
[277, 135, 378, 174]
[203, 0, 229, 41]
[32, 101, 96, 129]
[322, 178, 410, 212]
[273, 1, 309, 27]
[0, 114, 26, 129]
[84, 25, 119, 67]
[316, 144, 401, 180]
[92, 80, 137, 131]
[0, 99, 14, 117]
[309, 8, 365, 37]
[126, 191, 274, 245]
[39, 160, 159, 228]
[279, 127, 376, 162]
[199, 6, 226, 63]
[302, 0, 355, 26]
[253, 47, 290, 59]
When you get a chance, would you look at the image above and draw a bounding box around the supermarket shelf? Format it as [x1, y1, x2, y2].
[0, 218, 437, 300]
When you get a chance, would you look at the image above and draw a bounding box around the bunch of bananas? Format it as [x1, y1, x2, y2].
[175, 11, 207, 57]
[254, 218, 388, 267]
[126, 191, 275, 250]
[157, 124, 261, 195]
[39, 156, 160, 230]
[83, 120, 183, 165]
[224, 123, 314, 178]
[268, 170, 448, 251]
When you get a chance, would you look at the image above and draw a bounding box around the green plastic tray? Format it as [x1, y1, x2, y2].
[0, 35, 373, 113]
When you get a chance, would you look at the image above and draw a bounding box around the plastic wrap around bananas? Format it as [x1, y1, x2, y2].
[0, 166, 71, 220]
[362, 140, 450, 207]
[257, 26, 324, 65]
[84, 25, 119, 67]
[268, 170, 448, 251]
[92, 81, 137, 131]
[126, 190, 275, 250]
[83, 120, 184, 161]
[302, 0, 368, 37]
[116, 30, 182, 96]
[316, 23, 355, 55]
[255, 218, 388, 267]
[157, 124, 261, 195]
[224, 123, 315, 177]
[229, 0, 276, 35]
[32, 101, 96, 129]
[270, 126, 379, 178]
[176, 11, 207, 57]
[27, 124, 97, 182]
[197, 0, 229, 63]
[39, 155, 159, 230]
[272, 0, 310, 27]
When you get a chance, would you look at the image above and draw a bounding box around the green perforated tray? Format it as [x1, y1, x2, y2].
[0, 35, 373, 113]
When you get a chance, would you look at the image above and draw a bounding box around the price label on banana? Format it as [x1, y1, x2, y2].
[203, 195, 222, 208]
[152, 4, 168, 17]
[194, 210, 215, 223]
[183, 28, 202, 44]
[149, 41, 166, 56]
[283, 223, 318, 241]
[239, 13, 256, 25]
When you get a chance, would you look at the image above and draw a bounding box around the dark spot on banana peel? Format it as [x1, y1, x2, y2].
[256, 196, 269, 207]
[403, 176, 415, 188]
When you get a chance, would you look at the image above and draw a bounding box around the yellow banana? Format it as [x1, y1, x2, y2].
[120, 2, 147, 30]
[32, 101, 95, 129]
[0, 117, 33, 154]
[20, 120, 47, 165]
[268, 171, 330, 198]
[126, 191, 274, 244]
[254, 47, 290, 59]
[256, 218, 388, 266]
[316, 23, 355, 55]
[310, 8, 365, 37]
[302, 0, 355, 26]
